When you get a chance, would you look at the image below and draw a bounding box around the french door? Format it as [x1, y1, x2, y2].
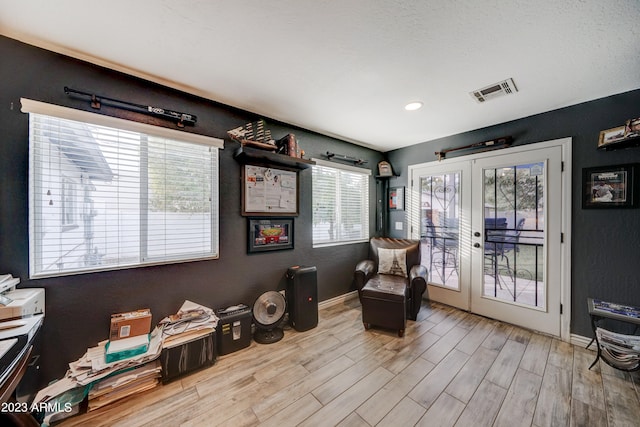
[409, 139, 570, 337]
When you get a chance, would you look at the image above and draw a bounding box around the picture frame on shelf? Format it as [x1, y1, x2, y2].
[582, 163, 637, 209]
[598, 126, 626, 148]
[247, 217, 294, 253]
[389, 187, 405, 210]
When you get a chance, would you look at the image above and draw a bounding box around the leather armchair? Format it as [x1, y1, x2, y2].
[354, 238, 428, 336]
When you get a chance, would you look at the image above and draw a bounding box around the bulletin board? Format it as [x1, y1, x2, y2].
[242, 165, 298, 216]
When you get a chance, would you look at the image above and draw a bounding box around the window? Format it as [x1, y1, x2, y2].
[22, 99, 223, 278]
[311, 158, 370, 246]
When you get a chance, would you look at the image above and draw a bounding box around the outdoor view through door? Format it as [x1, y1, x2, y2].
[420, 172, 461, 290]
[483, 162, 545, 309]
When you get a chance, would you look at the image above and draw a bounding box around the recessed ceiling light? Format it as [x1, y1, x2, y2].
[404, 101, 423, 111]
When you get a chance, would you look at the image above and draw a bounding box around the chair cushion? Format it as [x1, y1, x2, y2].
[369, 238, 420, 275]
[377, 248, 407, 277]
[361, 274, 407, 302]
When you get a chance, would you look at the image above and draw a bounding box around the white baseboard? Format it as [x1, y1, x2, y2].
[319, 291, 358, 310]
[571, 333, 595, 350]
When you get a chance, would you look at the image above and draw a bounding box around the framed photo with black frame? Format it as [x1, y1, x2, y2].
[247, 217, 294, 253]
[582, 164, 637, 209]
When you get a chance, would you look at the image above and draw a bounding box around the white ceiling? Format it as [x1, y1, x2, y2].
[1, 1, 639, 152]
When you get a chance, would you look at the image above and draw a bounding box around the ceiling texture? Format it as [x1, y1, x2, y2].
[1, 0, 639, 152]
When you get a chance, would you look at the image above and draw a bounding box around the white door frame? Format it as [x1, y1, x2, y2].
[407, 137, 572, 341]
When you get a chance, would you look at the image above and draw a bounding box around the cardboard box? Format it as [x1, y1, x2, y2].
[109, 309, 152, 341]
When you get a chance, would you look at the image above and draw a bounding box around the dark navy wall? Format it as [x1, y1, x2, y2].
[385, 89, 640, 339]
[0, 36, 384, 384]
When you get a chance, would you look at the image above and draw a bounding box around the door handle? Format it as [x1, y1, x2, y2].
[474, 232, 481, 237]
[473, 243, 481, 248]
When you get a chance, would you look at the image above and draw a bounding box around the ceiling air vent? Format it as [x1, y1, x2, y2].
[470, 78, 518, 103]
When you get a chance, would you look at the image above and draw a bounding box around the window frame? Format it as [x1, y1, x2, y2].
[22, 98, 224, 278]
[311, 158, 371, 248]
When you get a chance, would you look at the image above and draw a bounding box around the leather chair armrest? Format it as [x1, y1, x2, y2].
[409, 264, 428, 286]
[354, 260, 375, 291]
[407, 264, 428, 320]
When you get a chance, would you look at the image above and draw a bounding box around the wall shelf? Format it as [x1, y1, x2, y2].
[233, 145, 315, 170]
[598, 135, 640, 151]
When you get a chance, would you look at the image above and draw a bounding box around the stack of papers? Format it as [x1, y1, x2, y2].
[87, 360, 162, 411]
[33, 326, 163, 405]
[160, 300, 219, 348]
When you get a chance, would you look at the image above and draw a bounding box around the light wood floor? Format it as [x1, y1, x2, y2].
[61, 298, 640, 427]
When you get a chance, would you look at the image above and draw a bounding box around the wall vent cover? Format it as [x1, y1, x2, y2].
[470, 78, 518, 103]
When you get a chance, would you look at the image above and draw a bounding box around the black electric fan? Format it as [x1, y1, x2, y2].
[252, 291, 287, 344]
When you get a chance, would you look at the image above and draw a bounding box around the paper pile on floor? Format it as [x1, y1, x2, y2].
[160, 300, 219, 347]
[33, 300, 218, 425]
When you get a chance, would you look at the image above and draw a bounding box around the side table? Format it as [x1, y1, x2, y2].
[587, 298, 640, 371]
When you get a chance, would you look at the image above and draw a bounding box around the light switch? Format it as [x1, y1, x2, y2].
[395, 222, 403, 230]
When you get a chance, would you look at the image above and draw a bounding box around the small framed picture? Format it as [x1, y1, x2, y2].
[582, 164, 637, 209]
[247, 217, 294, 253]
[389, 187, 405, 210]
[598, 126, 626, 148]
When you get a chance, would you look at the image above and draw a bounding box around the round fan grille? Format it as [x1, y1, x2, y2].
[253, 291, 286, 327]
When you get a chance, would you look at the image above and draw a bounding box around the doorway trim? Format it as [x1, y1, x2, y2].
[407, 137, 572, 341]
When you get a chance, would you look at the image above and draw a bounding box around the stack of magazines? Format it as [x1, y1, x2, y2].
[596, 327, 640, 370]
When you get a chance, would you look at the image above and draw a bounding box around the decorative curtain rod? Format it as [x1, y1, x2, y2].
[324, 151, 368, 165]
[64, 86, 197, 128]
[435, 136, 513, 160]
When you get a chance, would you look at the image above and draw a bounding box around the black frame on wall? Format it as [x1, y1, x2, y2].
[582, 163, 637, 209]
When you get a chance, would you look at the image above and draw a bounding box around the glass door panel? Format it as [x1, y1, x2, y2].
[420, 172, 460, 289]
[482, 163, 546, 309]
[411, 160, 470, 311]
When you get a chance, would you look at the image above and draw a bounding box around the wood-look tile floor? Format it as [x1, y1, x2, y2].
[61, 299, 640, 427]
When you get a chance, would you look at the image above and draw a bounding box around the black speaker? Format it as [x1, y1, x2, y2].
[286, 265, 318, 332]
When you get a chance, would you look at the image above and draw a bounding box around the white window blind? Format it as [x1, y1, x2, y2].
[311, 159, 370, 246]
[23, 99, 222, 278]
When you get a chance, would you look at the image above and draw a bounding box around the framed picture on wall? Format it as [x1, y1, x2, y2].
[242, 165, 298, 216]
[389, 186, 405, 210]
[247, 217, 294, 253]
[582, 164, 637, 209]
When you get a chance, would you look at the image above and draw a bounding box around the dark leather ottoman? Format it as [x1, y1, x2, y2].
[360, 274, 407, 337]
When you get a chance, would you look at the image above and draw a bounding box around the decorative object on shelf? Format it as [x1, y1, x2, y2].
[582, 163, 637, 209]
[247, 217, 294, 253]
[227, 119, 276, 151]
[598, 126, 626, 148]
[597, 117, 640, 151]
[377, 160, 393, 177]
[625, 117, 640, 138]
[324, 151, 367, 166]
[242, 165, 298, 216]
[389, 187, 404, 210]
[276, 133, 301, 158]
[435, 136, 513, 160]
[64, 86, 197, 128]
